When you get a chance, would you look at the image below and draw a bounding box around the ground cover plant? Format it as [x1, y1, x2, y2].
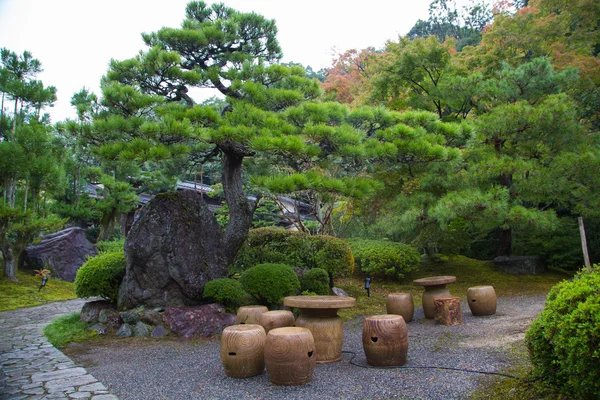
[0, 268, 77, 312]
[43, 312, 98, 348]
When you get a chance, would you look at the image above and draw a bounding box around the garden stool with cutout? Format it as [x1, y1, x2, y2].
[362, 314, 408, 366]
[467, 285, 497, 316]
[265, 327, 316, 386]
[220, 324, 266, 378]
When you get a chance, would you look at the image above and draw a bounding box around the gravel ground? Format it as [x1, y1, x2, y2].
[64, 295, 546, 400]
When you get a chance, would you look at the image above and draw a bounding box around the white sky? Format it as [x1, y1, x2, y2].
[0, 0, 431, 122]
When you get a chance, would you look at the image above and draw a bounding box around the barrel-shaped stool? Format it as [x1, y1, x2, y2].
[265, 327, 316, 386]
[220, 324, 266, 378]
[236, 305, 268, 324]
[259, 310, 295, 334]
[386, 293, 414, 322]
[467, 286, 497, 316]
[362, 315, 408, 366]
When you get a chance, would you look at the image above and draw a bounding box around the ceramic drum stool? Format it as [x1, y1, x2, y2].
[386, 293, 414, 322]
[362, 315, 408, 366]
[220, 324, 266, 378]
[467, 286, 497, 316]
[236, 305, 268, 324]
[259, 310, 295, 334]
[265, 327, 316, 386]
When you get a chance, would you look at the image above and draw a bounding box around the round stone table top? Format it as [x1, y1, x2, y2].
[283, 295, 356, 309]
[413, 275, 456, 287]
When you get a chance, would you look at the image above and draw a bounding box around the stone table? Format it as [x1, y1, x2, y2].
[283, 295, 356, 363]
[413, 275, 457, 319]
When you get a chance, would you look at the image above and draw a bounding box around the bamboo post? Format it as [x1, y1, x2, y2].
[578, 217, 591, 267]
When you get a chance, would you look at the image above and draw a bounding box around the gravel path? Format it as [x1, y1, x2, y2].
[63, 295, 546, 400]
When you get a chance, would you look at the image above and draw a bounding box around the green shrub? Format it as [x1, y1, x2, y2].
[95, 239, 125, 254]
[240, 263, 300, 307]
[300, 268, 330, 295]
[525, 265, 600, 399]
[74, 251, 126, 304]
[203, 278, 248, 312]
[294, 234, 354, 286]
[232, 228, 354, 286]
[348, 239, 420, 280]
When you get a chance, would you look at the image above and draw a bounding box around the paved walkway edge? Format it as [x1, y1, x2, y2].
[0, 299, 118, 400]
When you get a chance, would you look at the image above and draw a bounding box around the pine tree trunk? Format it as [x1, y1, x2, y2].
[98, 210, 117, 242]
[498, 227, 512, 256]
[1, 244, 17, 281]
[220, 143, 257, 267]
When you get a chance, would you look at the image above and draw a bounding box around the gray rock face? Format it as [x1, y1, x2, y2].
[116, 324, 133, 337]
[22, 227, 97, 282]
[120, 311, 141, 324]
[151, 325, 169, 338]
[80, 301, 115, 324]
[162, 304, 236, 339]
[494, 256, 547, 275]
[118, 191, 227, 309]
[332, 287, 349, 297]
[132, 322, 150, 337]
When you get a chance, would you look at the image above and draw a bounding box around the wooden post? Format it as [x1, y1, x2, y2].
[578, 217, 591, 267]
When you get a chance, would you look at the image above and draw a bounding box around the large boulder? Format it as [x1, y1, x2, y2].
[118, 191, 228, 309]
[22, 227, 97, 282]
[163, 304, 236, 339]
[494, 255, 547, 275]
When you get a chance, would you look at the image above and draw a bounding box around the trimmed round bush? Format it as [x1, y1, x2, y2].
[348, 239, 420, 280]
[74, 251, 126, 304]
[232, 228, 298, 274]
[525, 266, 600, 399]
[240, 263, 300, 307]
[295, 234, 355, 286]
[300, 268, 330, 295]
[203, 278, 247, 312]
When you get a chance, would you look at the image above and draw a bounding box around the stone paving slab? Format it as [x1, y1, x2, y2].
[0, 299, 119, 399]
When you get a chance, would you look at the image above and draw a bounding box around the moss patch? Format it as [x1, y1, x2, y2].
[0, 270, 77, 312]
[336, 255, 568, 321]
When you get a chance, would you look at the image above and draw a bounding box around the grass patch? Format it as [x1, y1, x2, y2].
[336, 255, 569, 320]
[43, 312, 98, 348]
[470, 340, 567, 400]
[0, 269, 77, 312]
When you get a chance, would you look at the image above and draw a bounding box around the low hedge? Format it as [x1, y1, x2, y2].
[232, 228, 354, 286]
[347, 239, 420, 280]
[525, 265, 600, 399]
[74, 251, 126, 304]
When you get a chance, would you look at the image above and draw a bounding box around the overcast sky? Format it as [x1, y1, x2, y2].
[0, 0, 431, 122]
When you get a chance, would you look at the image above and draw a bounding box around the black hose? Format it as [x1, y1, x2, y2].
[341, 350, 547, 382]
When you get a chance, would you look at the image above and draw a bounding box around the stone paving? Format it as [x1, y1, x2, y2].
[0, 299, 118, 400]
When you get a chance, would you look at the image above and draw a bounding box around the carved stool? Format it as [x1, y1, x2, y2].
[433, 296, 462, 326]
[362, 315, 408, 366]
[236, 305, 268, 324]
[467, 286, 497, 316]
[386, 293, 414, 322]
[265, 327, 316, 386]
[220, 324, 266, 378]
[259, 310, 295, 334]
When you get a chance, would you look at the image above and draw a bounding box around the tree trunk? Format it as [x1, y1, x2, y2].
[23, 175, 29, 213]
[220, 143, 257, 267]
[498, 227, 512, 256]
[1, 244, 17, 281]
[98, 210, 117, 242]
